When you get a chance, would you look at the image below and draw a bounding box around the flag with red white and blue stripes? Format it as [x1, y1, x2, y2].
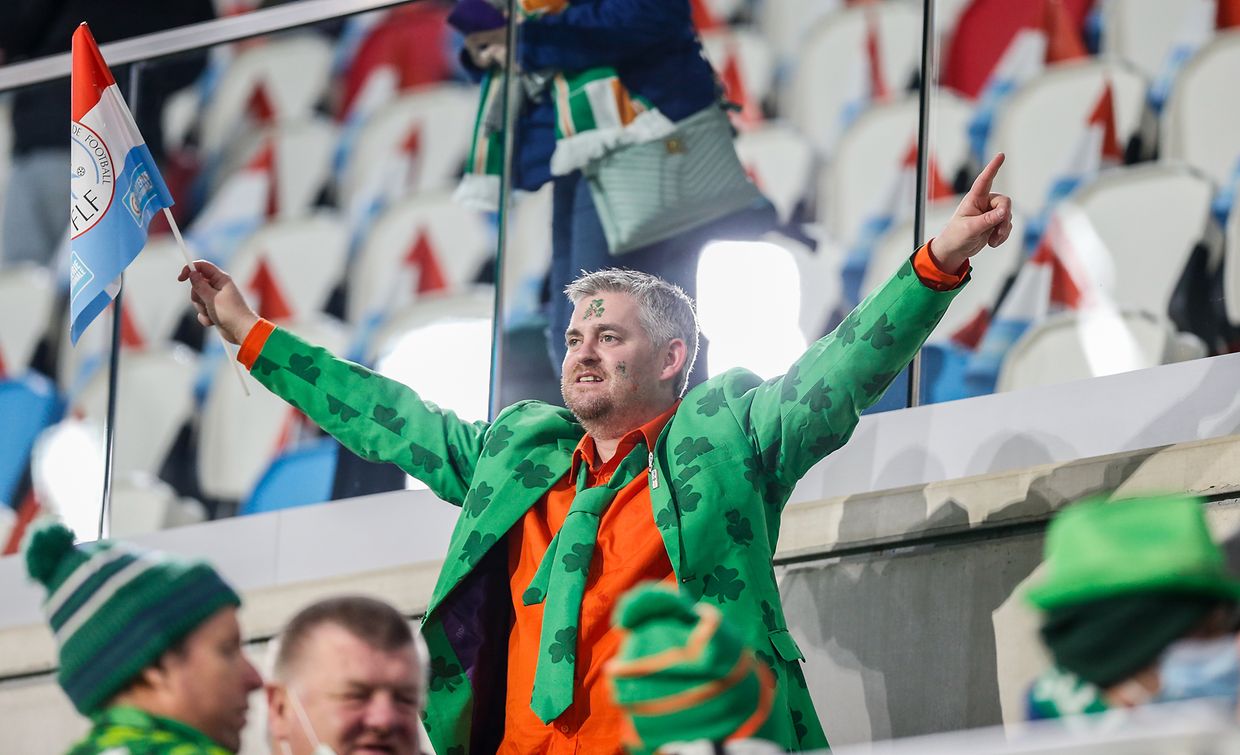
[69, 23, 173, 344]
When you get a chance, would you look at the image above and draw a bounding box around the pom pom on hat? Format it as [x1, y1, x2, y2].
[616, 584, 697, 631]
[607, 584, 775, 754]
[24, 521, 79, 587]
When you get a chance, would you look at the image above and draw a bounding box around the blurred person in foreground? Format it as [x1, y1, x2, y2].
[606, 584, 783, 755]
[1026, 494, 1240, 719]
[22, 520, 261, 754]
[266, 595, 424, 755]
[178, 155, 1012, 753]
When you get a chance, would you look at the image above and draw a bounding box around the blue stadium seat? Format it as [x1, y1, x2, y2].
[240, 437, 340, 516]
[0, 374, 63, 508]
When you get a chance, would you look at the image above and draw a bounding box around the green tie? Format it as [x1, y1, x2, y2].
[524, 444, 648, 724]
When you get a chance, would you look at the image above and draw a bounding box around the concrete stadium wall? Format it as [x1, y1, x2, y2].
[4, 419, 1240, 752]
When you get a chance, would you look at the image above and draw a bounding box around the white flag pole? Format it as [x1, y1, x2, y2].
[163, 207, 250, 397]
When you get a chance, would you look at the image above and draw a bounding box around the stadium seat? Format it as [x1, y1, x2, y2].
[199, 33, 335, 163]
[198, 314, 348, 502]
[820, 90, 974, 249]
[735, 123, 815, 223]
[119, 239, 197, 349]
[1162, 31, 1240, 189]
[784, 1, 923, 157]
[989, 59, 1149, 217]
[1049, 163, 1214, 316]
[756, 0, 844, 72]
[861, 197, 1026, 344]
[997, 309, 1207, 392]
[1100, 0, 1216, 83]
[1224, 191, 1240, 324]
[72, 345, 199, 478]
[110, 473, 207, 538]
[503, 184, 554, 325]
[347, 191, 494, 325]
[0, 374, 62, 509]
[337, 84, 479, 230]
[0, 264, 55, 378]
[216, 117, 339, 221]
[942, 0, 1094, 99]
[240, 437, 340, 515]
[700, 26, 777, 126]
[227, 213, 349, 323]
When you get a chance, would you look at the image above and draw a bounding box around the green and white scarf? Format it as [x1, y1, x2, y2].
[454, 0, 676, 210]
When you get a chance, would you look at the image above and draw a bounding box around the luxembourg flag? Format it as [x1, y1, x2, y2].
[69, 23, 174, 344]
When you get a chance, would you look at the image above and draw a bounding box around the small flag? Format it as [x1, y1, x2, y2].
[69, 23, 174, 344]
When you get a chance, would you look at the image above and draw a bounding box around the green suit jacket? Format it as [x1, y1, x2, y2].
[248, 258, 962, 754]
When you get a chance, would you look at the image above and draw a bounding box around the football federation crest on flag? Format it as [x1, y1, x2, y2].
[69, 23, 174, 344]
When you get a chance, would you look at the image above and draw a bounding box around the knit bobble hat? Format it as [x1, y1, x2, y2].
[24, 521, 241, 715]
[606, 585, 775, 754]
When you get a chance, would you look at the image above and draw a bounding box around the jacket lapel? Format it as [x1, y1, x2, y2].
[426, 437, 578, 615]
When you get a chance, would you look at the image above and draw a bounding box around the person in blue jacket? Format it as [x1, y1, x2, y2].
[454, 0, 776, 388]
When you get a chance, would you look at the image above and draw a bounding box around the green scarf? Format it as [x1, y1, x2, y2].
[455, 0, 676, 211]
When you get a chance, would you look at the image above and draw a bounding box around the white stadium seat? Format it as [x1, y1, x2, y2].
[1162, 30, 1240, 188]
[347, 191, 494, 324]
[989, 58, 1148, 215]
[735, 123, 816, 223]
[784, 1, 922, 157]
[997, 309, 1206, 392]
[228, 213, 350, 323]
[0, 265, 55, 378]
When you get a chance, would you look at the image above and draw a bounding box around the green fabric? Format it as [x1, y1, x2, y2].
[248, 256, 963, 754]
[23, 522, 240, 715]
[1041, 592, 1220, 688]
[65, 705, 233, 755]
[610, 585, 769, 754]
[1027, 668, 1109, 721]
[1026, 495, 1240, 610]
[525, 445, 648, 722]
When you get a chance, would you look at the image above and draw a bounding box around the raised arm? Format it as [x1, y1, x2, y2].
[180, 262, 486, 505]
[741, 154, 1013, 488]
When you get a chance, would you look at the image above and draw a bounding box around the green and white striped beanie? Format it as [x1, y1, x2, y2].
[23, 521, 241, 715]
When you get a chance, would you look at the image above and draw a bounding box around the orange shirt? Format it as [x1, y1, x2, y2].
[498, 403, 679, 755]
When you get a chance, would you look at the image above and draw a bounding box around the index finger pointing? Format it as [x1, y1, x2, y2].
[968, 153, 1006, 200]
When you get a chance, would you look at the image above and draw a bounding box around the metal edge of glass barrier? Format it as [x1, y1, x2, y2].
[0, 0, 414, 91]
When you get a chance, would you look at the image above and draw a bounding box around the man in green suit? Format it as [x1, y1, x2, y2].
[182, 155, 1013, 753]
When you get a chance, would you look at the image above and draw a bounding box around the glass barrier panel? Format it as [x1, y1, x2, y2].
[918, 0, 1239, 404]
[0, 1, 504, 538]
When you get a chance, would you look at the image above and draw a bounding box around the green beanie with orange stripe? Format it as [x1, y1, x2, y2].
[23, 520, 241, 715]
[606, 584, 775, 754]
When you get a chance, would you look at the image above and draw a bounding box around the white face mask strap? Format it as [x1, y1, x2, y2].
[287, 686, 324, 749]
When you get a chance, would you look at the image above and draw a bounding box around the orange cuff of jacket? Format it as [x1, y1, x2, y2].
[912, 239, 970, 291]
[237, 318, 275, 370]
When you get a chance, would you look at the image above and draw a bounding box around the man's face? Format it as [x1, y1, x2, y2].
[561, 292, 680, 427]
[268, 623, 421, 755]
[159, 607, 262, 751]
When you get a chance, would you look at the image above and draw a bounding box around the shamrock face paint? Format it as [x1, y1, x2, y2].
[562, 292, 675, 431]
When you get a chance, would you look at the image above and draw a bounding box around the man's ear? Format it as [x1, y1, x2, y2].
[266, 683, 293, 742]
[659, 339, 688, 384]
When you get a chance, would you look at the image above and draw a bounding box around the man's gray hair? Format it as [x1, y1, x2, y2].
[564, 268, 700, 396]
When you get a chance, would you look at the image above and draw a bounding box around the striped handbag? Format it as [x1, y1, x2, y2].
[582, 104, 764, 255]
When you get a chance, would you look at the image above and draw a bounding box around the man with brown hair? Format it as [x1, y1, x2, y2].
[266, 595, 425, 755]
